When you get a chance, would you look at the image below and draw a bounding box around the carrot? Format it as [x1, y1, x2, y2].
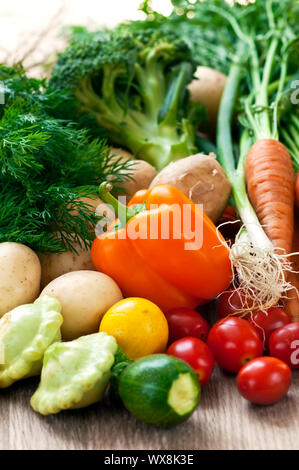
[245, 139, 295, 254]
[296, 173, 299, 209]
[284, 209, 299, 321]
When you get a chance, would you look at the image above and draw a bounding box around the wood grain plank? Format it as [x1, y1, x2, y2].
[0, 385, 10, 450]
[2, 368, 299, 450]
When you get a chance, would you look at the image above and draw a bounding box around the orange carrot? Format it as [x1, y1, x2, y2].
[245, 139, 295, 254]
[296, 173, 299, 209]
[284, 209, 299, 321]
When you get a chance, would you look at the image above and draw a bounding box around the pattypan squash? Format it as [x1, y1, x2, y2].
[0, 295, 63, 388]
[31, 332, 117, 415]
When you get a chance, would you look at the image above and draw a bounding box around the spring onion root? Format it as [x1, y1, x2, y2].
[230, 229, 295, 311]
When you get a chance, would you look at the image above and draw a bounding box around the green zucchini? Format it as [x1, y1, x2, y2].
[118, 354, 200, 426]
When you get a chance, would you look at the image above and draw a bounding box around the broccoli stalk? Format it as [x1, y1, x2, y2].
[49, 29, 202, 170]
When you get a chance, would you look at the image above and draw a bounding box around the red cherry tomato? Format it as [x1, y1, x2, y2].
[207, 317, 263, 373]
[222, 206, 238, 221]
[217, 289, 254, 318]
[164, 308, 210, 344]
[167, 337, 214, 386]
[237, 357, 292, 405]
[247, 307, 291, 348]
[269, 322, 299, 369]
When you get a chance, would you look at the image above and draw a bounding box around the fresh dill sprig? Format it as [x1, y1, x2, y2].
[0, 65, 132, 254]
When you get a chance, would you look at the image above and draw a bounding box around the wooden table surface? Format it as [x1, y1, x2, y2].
[1, 365, 299, 450]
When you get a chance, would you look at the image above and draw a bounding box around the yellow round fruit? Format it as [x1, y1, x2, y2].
[99, 297, 169, 360]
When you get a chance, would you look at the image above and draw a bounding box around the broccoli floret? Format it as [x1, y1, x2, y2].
[49, 28, 204, 170]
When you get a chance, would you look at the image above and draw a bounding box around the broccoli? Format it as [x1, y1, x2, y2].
[49, 28, 204, 170]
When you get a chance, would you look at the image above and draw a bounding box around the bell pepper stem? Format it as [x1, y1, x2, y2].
[98, 181, 136, 226]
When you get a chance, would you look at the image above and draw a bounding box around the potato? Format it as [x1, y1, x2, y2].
[118, 160, 158, 201]
[38, 195, 104, 288]
[78, 195, 103, 211]
[188, 66, 227, 128]
[40, 270, 123, 340]
[149, 153, 231, 222]
[38, 243, 96, 289]
[108, 147, 134, 164]
[0, 242, 41, 318]
[68, 195, 103, 217]
[109, 148, 157, 202]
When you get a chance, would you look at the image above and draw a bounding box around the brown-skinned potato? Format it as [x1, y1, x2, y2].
[38, 244, 95, 289]
[149, 153, 231, 222]
[109, 148, 157, 202]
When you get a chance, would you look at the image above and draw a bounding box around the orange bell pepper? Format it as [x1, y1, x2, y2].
[91, 183, 233, 311]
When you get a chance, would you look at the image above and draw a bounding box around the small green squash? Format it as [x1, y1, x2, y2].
[118, 354, 200, 426]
